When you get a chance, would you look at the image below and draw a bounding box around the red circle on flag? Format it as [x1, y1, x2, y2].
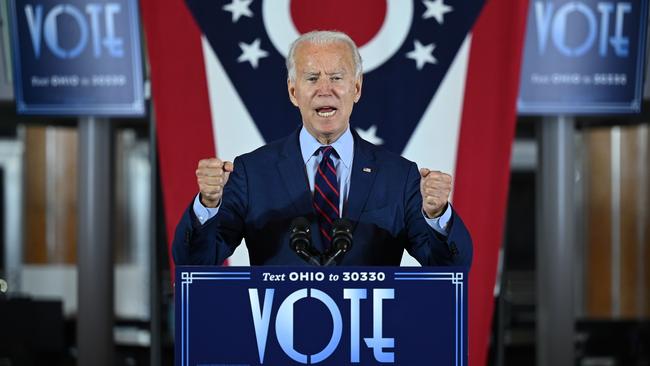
[290, 0, 387, 48]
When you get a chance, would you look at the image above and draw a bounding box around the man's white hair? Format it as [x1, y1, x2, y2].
[286, 30, 363, 82]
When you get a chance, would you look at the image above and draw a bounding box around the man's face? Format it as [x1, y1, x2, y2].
[288, 41, 362, 143]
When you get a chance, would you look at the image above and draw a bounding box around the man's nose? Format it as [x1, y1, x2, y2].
[315, 78, 333, 96]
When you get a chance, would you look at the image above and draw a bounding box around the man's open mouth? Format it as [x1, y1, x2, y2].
[316, 107, 337, 117]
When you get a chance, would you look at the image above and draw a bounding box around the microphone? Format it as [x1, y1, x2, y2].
[289, 217, 322, 266]
[323, 218, 353, 266]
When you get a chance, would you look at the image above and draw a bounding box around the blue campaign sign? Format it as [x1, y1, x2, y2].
[8, 0, 144, 116]
[175, 267, 468, 366]
[518, 0, 648, 114]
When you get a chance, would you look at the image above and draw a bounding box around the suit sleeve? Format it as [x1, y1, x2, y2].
[403, 162, 473, 266]
[171, 156, 248, 265]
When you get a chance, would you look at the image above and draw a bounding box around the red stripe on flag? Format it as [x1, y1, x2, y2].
[140, 0, 217, 279]
[454, 0, 529, 365]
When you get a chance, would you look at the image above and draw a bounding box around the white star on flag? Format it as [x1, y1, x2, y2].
[422, 0, 453, 24]
[406, 40, 437, 70]
[356, 125, 384, 145]
[237, 38, 268, 69]
[222, 0, 253, 23]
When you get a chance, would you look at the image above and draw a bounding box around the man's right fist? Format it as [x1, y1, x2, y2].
[196, 158, 234, 208]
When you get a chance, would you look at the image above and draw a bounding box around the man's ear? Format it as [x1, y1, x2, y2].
[288, 78, 299, 107]
[354, 74, 363, 103]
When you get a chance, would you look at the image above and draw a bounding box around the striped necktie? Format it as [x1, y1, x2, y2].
[313, 146, 339, 247]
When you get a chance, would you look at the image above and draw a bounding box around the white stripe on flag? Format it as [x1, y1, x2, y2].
[201, 36, 257, 265]
[201, 36, 266, 163]
[400, 35, 471, 267]
[403, 35, 471, 185]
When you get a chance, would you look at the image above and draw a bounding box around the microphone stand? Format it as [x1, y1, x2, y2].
[322, 250, 344, 266]
[289, 217, 323, 266]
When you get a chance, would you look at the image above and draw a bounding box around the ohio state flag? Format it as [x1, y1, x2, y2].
[140, 0, 529, 365]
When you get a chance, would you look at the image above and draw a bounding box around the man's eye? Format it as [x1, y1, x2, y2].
[331, 76, 342, 81]
[307, 77, 318, 82]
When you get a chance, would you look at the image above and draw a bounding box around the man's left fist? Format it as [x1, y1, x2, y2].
[419, 168, 452, 218]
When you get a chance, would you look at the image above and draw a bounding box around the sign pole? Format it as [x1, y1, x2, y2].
[149, 109, 162, 366]
[536, 116, 576, 366]
[77, 116, 114, 366]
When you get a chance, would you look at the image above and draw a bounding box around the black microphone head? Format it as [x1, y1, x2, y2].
[289, 217, 321, 265]
[331, 218, 353, 252]
[290, 217, 310, 232]
[332, 217, 351, 227]
[290, 217, 311, 252]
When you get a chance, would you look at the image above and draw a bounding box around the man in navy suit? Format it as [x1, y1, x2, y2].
[172, 31, 472, 267]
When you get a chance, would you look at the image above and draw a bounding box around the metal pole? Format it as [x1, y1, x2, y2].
[77, 117, 114, 366]
[536, 116, 575, 366]
[150, 110, 162, 366]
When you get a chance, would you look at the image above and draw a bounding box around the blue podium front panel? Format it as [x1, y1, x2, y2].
[175, 266, 467, 366]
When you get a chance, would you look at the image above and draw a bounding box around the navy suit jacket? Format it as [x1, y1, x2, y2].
[172, 129, 472, 266]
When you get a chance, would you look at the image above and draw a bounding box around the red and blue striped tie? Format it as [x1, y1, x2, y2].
[313, 146, 339, 247]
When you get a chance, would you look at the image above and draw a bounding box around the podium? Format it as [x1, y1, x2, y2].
[175, 266, 467, 365]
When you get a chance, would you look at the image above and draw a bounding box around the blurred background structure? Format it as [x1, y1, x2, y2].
[0, 0, 649, 365]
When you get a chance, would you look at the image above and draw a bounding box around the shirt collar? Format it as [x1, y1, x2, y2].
[299, 126, 354, 169]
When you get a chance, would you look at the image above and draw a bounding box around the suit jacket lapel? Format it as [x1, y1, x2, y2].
[277, 129, 324, 250]
[277, 129, 313, 216]
[346, 131, 378, 231]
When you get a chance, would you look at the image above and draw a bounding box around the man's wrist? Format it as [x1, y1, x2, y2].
[424, 202, 448, 219]
[200, 194, 221, 208]
[193, 193, 221, 225]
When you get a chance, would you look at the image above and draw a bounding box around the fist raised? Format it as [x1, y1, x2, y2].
[196, 158, 234, 208]
[419, 168, 452, 218]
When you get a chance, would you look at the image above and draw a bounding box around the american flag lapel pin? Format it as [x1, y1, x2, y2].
[363, 167, 372, 173]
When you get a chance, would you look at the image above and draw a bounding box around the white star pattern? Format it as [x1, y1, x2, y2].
[422, 0, 453, 24]
[222, 0, 253, 23]
[356, 125, 384, 145]
[406, 40, 437, 70]
[237, 39, 268, 69]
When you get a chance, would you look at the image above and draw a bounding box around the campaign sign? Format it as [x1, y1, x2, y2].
[8, 0, 144, 115]
[175, 266, 467, 366]
[518, 0, 648, 114]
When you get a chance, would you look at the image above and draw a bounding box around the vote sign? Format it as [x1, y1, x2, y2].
[8, 0, 144, 115]
[175, 266, 468, 366]
[518, 0, 648, 114]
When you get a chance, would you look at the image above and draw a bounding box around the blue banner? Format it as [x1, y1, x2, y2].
[9, 0, 144, 116]
[175, 266, 468, 366]
[518, 0, 648, 114]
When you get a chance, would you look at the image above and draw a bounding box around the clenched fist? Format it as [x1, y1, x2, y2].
[419, 168, 452, 218]
[196, 158, 234, 208]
